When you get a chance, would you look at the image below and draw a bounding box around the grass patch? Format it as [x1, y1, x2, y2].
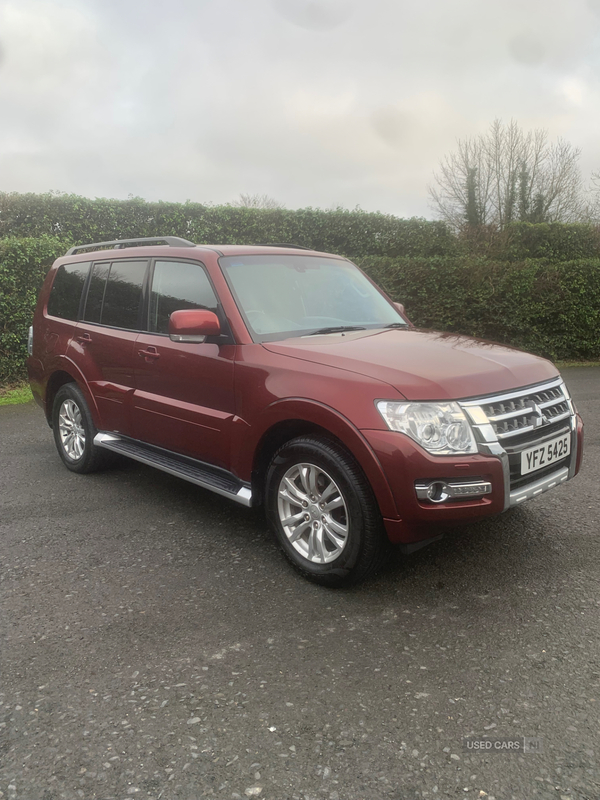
[0, 382, 34, 406]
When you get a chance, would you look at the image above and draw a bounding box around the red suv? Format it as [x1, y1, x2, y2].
[27, 237, 584, 585]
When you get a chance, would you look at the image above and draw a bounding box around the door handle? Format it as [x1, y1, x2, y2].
[138, 347, 160, 360]
[75, 332, 92, 343]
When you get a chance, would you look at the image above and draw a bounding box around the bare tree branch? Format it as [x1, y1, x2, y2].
[429, 120, 583, 229]
[232, 193, 285, 210]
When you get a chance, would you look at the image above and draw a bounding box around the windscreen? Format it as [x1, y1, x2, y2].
[220, 254, 406, 342]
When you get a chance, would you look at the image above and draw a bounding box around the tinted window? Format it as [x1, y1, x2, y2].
[47, 262, 90, 320]
[101, 261, 147, 329]
[83, 262, 110, 323]
[82, 260, 147, 329]
[149, 260, 219, 334]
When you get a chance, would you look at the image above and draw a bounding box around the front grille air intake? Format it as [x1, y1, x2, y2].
[482, 384, 570, 441]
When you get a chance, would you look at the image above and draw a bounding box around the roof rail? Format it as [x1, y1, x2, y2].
[253, 243, 313, 250]
[65, 236, 196, 256]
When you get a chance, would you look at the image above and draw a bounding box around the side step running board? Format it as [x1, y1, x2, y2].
[94, 433, 252, 507]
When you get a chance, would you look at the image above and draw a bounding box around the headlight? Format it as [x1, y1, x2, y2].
[376, 401, 478, 455]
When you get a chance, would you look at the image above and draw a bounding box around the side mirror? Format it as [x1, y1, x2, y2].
[393, 301, 412, 325]
[168, 309, 221, 343]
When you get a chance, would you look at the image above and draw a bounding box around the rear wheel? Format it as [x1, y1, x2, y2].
[265, 436, 387, 587]
[52, 384, 112, 474]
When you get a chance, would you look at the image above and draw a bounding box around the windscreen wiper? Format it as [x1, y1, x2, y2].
[305, 325, 367, 336]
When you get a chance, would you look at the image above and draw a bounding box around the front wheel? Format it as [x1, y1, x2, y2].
[265, 436, 387, 587]
[52, 383, 112, 474]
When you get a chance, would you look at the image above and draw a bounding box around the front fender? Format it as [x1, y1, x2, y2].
[232, 397, 400, 520]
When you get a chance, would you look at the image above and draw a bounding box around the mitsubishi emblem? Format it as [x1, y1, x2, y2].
[532, 402, 547, 428]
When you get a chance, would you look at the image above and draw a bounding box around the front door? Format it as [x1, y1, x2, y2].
[132, 259, 236, 469]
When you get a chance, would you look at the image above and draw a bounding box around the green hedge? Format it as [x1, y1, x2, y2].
[2, 235, 599, 386]
[359, 255, 600, 361]
[501, 222, 600, 261]
[4, 192, 600, 262]
[0, 192, 455, 260]
[0, 236, 68, 383]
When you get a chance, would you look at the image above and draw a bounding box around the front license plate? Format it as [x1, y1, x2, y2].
[521, 434, 571, 475]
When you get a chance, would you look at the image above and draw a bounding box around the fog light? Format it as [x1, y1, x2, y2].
[415, 478, 493, 503]
[426, 482, 451, 503]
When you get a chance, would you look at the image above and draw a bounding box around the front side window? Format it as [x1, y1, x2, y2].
[220, 254, 406, 342]
[47, 262, 90, 320]
[148, 260, 219, 334]
[82, 260, 147, 330]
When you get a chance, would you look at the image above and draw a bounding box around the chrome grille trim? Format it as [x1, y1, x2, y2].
[487, 406, 536, 423]
[461, 377, 563, 408]
[460, 378, 572, 443]
[490, 410, 572, 441]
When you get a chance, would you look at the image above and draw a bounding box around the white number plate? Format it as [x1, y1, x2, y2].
[521, 434, 571, 475]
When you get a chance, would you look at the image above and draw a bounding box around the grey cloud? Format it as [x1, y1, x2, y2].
[1, 0, 600, 219]
[508, 32, 546, 66]
[371, 107, 413, 150]
[588, 0, 600, 15]
[272, 0, 354, 31]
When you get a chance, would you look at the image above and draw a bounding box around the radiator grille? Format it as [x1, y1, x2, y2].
[480, 384, 570, 444]
[461, 379, 575, 492]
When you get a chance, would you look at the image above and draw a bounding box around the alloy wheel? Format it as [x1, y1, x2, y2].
[277, 462, 349, 564]
[58, 399, 86, 461]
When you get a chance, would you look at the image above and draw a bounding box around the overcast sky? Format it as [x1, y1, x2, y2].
[1, 0, 600, 218]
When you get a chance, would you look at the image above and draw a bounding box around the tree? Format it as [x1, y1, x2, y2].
[429, 119, 583, 230]
[581, 171, 600, 223]
[465, 167, 481, 226]
[232, 193, 284, 210]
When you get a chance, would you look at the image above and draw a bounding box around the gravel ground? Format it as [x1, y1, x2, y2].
[0, 367, 598, 800]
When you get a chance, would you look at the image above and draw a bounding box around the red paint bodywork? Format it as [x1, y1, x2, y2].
[168, 309, 221, 338]
[27, 244, 584, 545]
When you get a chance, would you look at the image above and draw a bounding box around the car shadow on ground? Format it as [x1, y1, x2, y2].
[97, 453, 571, 613]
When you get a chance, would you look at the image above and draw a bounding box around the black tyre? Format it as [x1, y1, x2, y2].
[52, 383, 112, 474]
[265, 436, 388, 587]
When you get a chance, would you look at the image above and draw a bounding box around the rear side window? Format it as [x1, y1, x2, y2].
[101, 261, 147, 329]
[148, 260, 219, 334]
[46, 262, 90, 320]
[82, 260, 147, 330]
[84, 262, 110, 323]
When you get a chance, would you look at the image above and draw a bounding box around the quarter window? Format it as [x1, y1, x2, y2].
[47, 262, 90, 320]
[149, 260, 219, 334]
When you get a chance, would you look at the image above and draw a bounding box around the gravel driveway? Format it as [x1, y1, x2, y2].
[1, 367, 598, 800]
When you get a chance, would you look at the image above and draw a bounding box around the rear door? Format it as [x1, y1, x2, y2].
[72, 258, 148, 435]
[132, 258, 236, 469]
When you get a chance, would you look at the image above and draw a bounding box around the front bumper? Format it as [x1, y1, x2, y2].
[362, 378, 584, 545]
[364, 428, 507, 543]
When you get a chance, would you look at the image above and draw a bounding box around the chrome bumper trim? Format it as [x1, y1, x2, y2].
[415, 479, 492, 502]
[509, 466, 569, 507]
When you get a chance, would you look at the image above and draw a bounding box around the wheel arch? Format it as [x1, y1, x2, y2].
[252, 419, 333, 504]
[248, 402, 399, 519]
[45, 363, 99, 428]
